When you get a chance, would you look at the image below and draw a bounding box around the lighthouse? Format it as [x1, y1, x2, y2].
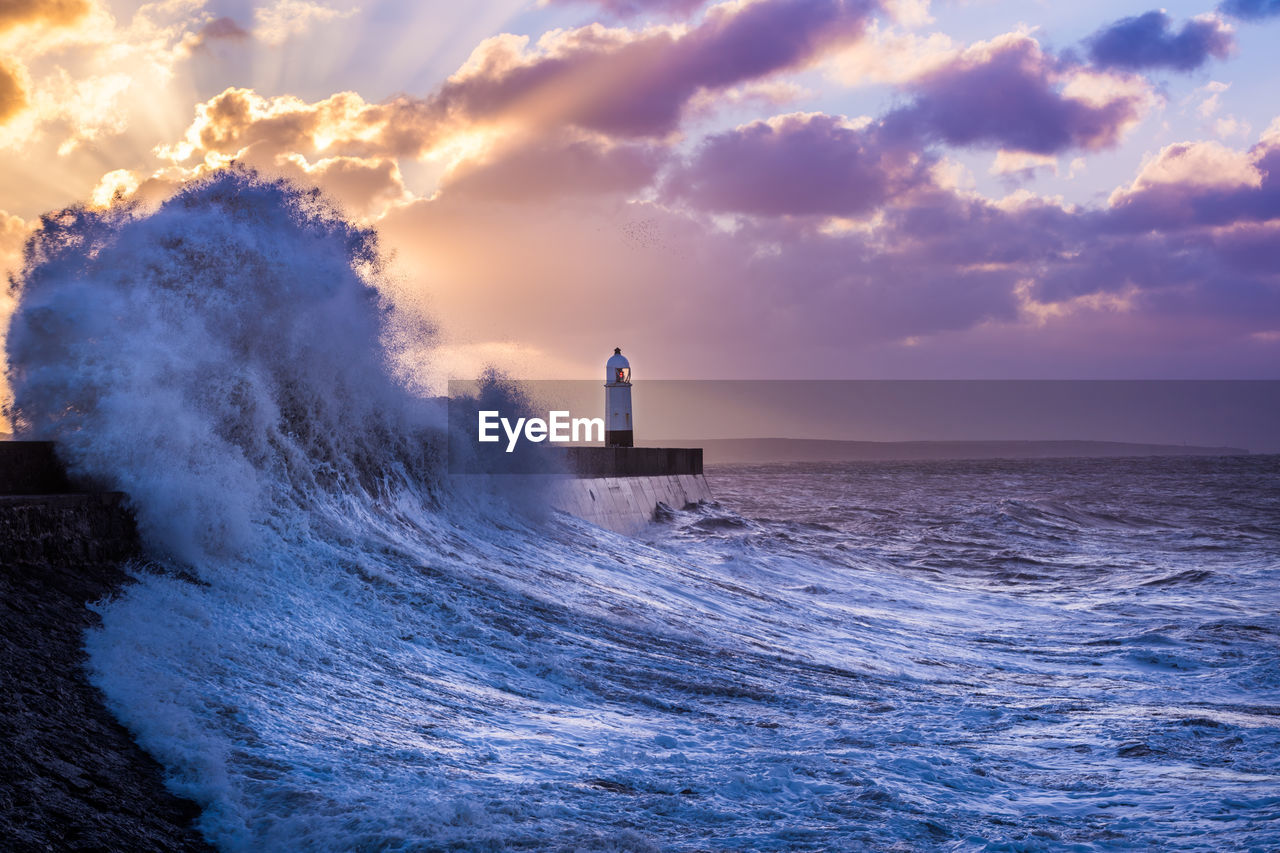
[604, 347, 633, 447]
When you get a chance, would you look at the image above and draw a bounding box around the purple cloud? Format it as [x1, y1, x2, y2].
[678, 124, 1280, 336]
[438, 0, 879, 138]
[665, 113, 929, 216]
[1219, 0, 1280, 19]
[1106, 142, 1280, 232]
[1087, 11, 1232, 71]
[1030, 225, 1280, 323]
[885, 35, 1145, 154]
[200, 17, 250, 41]
[651, 109, 1280, 343]
[441, 137, 664, 201]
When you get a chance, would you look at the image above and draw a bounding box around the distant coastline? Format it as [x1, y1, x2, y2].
[646, 438, 1253, 465]
[6, 433, 1253, 464]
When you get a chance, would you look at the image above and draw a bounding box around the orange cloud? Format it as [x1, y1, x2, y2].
[159, 87, 437, 164]
[0, 0, 224, 157]
[279, 154, 409, 216]
[0, 207, 29, 273]
[0, 0, 90, 34]
[0, 59, 25, 123]
[93, 152, 409, 221]
[147, 87, 417, 217]
[0, 208, 34, 427]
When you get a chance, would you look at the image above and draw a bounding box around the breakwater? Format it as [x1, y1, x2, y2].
[551, 446, 713, 534]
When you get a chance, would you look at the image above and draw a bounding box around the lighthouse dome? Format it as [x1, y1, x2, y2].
[606, 347, 631, 384]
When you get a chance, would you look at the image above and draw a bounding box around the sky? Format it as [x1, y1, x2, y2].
[2, 0, 1280, 395]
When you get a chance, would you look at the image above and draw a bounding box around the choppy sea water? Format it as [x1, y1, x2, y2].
[7, 173, 1276, 851]
[695, 456, 1280, 851]
[79, 455, 1278, 852]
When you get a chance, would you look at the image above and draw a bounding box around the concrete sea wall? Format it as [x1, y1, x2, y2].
[549, 447, 713, 534]
[552, 473, 713, 535]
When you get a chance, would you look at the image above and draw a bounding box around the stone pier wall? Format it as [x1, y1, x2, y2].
[0, 493, 139, 568]
[551, 473, 713, 535]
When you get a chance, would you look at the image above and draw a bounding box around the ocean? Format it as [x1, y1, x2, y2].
[6, 172, 1278, 851]
[71, 455, 1280, 852]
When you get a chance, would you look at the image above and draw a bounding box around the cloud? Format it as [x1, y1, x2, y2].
[1195, 80, 1229, 117]
[95, 151, 410, 220]
[1218, 0, 1280, 19]
[279, 155, 408, 216]
[826, 22, 957, 86]
[0, 0, 220, 154]
[539, 0, 707, 17]
[78, 104, 1280, 386]
[0, 207, 29, 274]
[439, 134, 664, 201]
[885, 33, 1149, 154]
[989, 150, 1058, 179]
[437, 0, 880, 139]
[0, 208, 34, 424]
[158, 87, 432, 163]
[374, 179, 1090, 375]
[183, 15, 250, 52]
[253, 0, 355, 46]
[166, 0, 882, 164]
[867, 136, 1280, 333]
[1105, 137, 1280, 232]
[0, 0, 90, 34]
[664, 112, 930, 216]
[158, 0, 885, 204]
[0, 0, 95, 132]
[1214, 115, 1251, 138]
[1023, 132, 1280, 304]
[202, 16, 249, 40]
[0, 60, 25, 124]
[15, 0, 1280, 382]
[1087, 11, 1232, 72]
[1128, 139, 1261, 191]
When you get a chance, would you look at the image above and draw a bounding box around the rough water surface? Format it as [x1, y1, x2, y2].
[80, 456, 1280, 851]
[6, 172, 1277, 851]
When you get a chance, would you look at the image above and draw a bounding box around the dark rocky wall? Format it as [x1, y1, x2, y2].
[0, 492, 213, 852]
[1, 494, 140, 567]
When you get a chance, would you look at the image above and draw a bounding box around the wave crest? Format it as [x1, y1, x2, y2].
[6, 169, 441, 563]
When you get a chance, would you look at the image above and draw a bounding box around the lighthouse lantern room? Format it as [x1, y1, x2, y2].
[604, 347, 633, 447]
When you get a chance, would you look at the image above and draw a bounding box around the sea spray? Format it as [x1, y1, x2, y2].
[6, 171, 446, 563]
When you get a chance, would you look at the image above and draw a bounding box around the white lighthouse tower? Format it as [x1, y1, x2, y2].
[604, 347, 633, 447]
